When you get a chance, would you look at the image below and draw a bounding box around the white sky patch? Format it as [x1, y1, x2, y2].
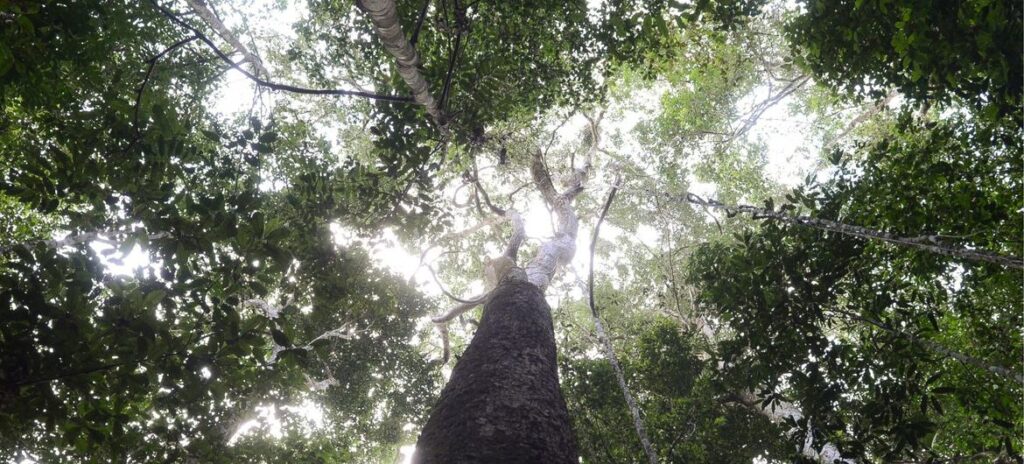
[399, 444, 416, 464]
[88, 240, 155, 276]
[329, 222, 441, 297]
[734, 83, 820, 187]
[228, 399, 327, 446]
[208, 0, 306, 115]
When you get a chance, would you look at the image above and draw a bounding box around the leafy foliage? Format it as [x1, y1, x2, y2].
[689, 114, 1022, 461]
[787, 0, 1023, 122]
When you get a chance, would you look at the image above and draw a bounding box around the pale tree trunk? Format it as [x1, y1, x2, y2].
[590, 181, 660, 464]
[357, 0, 445, 127]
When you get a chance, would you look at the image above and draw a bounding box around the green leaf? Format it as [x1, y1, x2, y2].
[271, 328, 291, 347]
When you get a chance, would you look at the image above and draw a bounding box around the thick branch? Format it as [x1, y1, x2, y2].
[357, 0, 445, 125]
[502, 210, 525, 262]
[682, 193, 1024, 270]
[524, 149, 580, 290]
[184, 0, 270, 78]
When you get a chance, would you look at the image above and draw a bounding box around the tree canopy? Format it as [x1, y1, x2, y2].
[1, 0, 1020, 462]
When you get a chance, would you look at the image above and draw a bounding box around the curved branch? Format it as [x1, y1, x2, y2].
[135, 35, 199, 133]
[148, 0, 413, 103]
[431, 293, 488, 324]
[426, 265, 486, 305]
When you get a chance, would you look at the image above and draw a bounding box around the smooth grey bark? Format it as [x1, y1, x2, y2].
[358, 0, 445, 127]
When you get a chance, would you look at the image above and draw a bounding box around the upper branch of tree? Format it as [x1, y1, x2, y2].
[184, 0, 270, 78]
[523, 115, 605, 289]
[682, 192, 1024, 270]
[357, 0, 448, 125]
[724, 74, 810, 145]
[149, 0, 414, 103]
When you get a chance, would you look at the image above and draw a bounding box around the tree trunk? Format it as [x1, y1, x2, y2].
[413, 279, 578, 463]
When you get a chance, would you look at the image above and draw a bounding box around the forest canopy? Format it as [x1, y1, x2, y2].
[0, 0, 1021, 462]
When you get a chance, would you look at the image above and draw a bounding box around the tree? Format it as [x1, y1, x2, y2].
[2, 0, 1021, 462]
[689, 113, 1022, 461]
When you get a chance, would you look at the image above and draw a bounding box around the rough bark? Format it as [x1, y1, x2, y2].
[358, 0, 445, 127]
[413, 279, 578, 464]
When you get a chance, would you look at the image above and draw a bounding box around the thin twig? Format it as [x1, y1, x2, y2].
[134, 35, 199, 135]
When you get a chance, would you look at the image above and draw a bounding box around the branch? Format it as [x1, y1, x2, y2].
[184, 0, 269, 78]
[357, 0, 447, 125]
[724, 74, 810, 145]
[523, 148, 580, 290]
[148, 0, 413, 103]
[523, 114, 606, 289]
[470, 161, 506, 216]
[409, 0, 431, 45]
[502, 209, 525, 262]
[682, 193, 1024, 270]
[829, 308, 1023, 385]
[135, 35, 199, 134]
[1, 230, 171, 255]
[438, 26, 464, 111]
[426, 265, 486, 305]
[588, 177, 659, 464]
[431, 293, 488, 324]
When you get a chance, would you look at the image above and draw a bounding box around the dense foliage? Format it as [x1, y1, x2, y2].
[1, 0, 1020, 462]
